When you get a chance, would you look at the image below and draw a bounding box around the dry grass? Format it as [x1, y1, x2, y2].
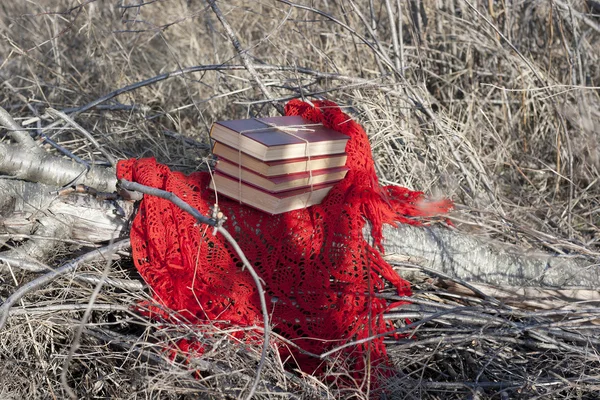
[0, 0, 599, 398]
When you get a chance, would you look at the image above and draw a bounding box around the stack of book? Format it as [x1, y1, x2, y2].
[209, 115, 350, 214]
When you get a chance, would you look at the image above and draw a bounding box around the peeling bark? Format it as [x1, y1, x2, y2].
[0, 142, 117, 192]
[0, 180, 132, 271]
[381, 224, 599, 288]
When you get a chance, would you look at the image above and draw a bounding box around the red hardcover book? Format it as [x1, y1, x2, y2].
[209, 115, 349, 161]
[212, 142, 347, 176]
[209, 171, 336, 215]
[215, 158, 348, 193]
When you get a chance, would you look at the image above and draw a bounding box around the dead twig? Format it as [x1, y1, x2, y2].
[0, 239, 131, 331]
[45, 108, 117, 167]
[0, 106, 41, 153]
[206, 0, 283, 115]
[61, 237, 116, 399]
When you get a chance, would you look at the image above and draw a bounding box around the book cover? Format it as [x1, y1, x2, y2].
[215, 158, 348, 193]
[210, 115, 349, 161]
[212, 142, 348, 176]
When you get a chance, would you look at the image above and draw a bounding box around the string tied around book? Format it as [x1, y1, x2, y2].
[235, 119, 322, 208]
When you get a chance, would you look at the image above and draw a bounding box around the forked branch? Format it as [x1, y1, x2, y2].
[118, 179, 271, 400]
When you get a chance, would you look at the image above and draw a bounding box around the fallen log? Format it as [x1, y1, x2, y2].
[382, 224, 599, 288]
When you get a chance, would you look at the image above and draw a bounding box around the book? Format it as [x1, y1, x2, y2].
[209, 115, 349, 161]
[209, 171, 336, 215]
[215, 158, 348, 193]
[212, 142, 347, 176]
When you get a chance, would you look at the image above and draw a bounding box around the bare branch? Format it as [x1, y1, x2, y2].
[45, 108, 117, 167]
[206, 0, 283, 115]
[0, 106, 41, 153]
[0, 239, 131, 331]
